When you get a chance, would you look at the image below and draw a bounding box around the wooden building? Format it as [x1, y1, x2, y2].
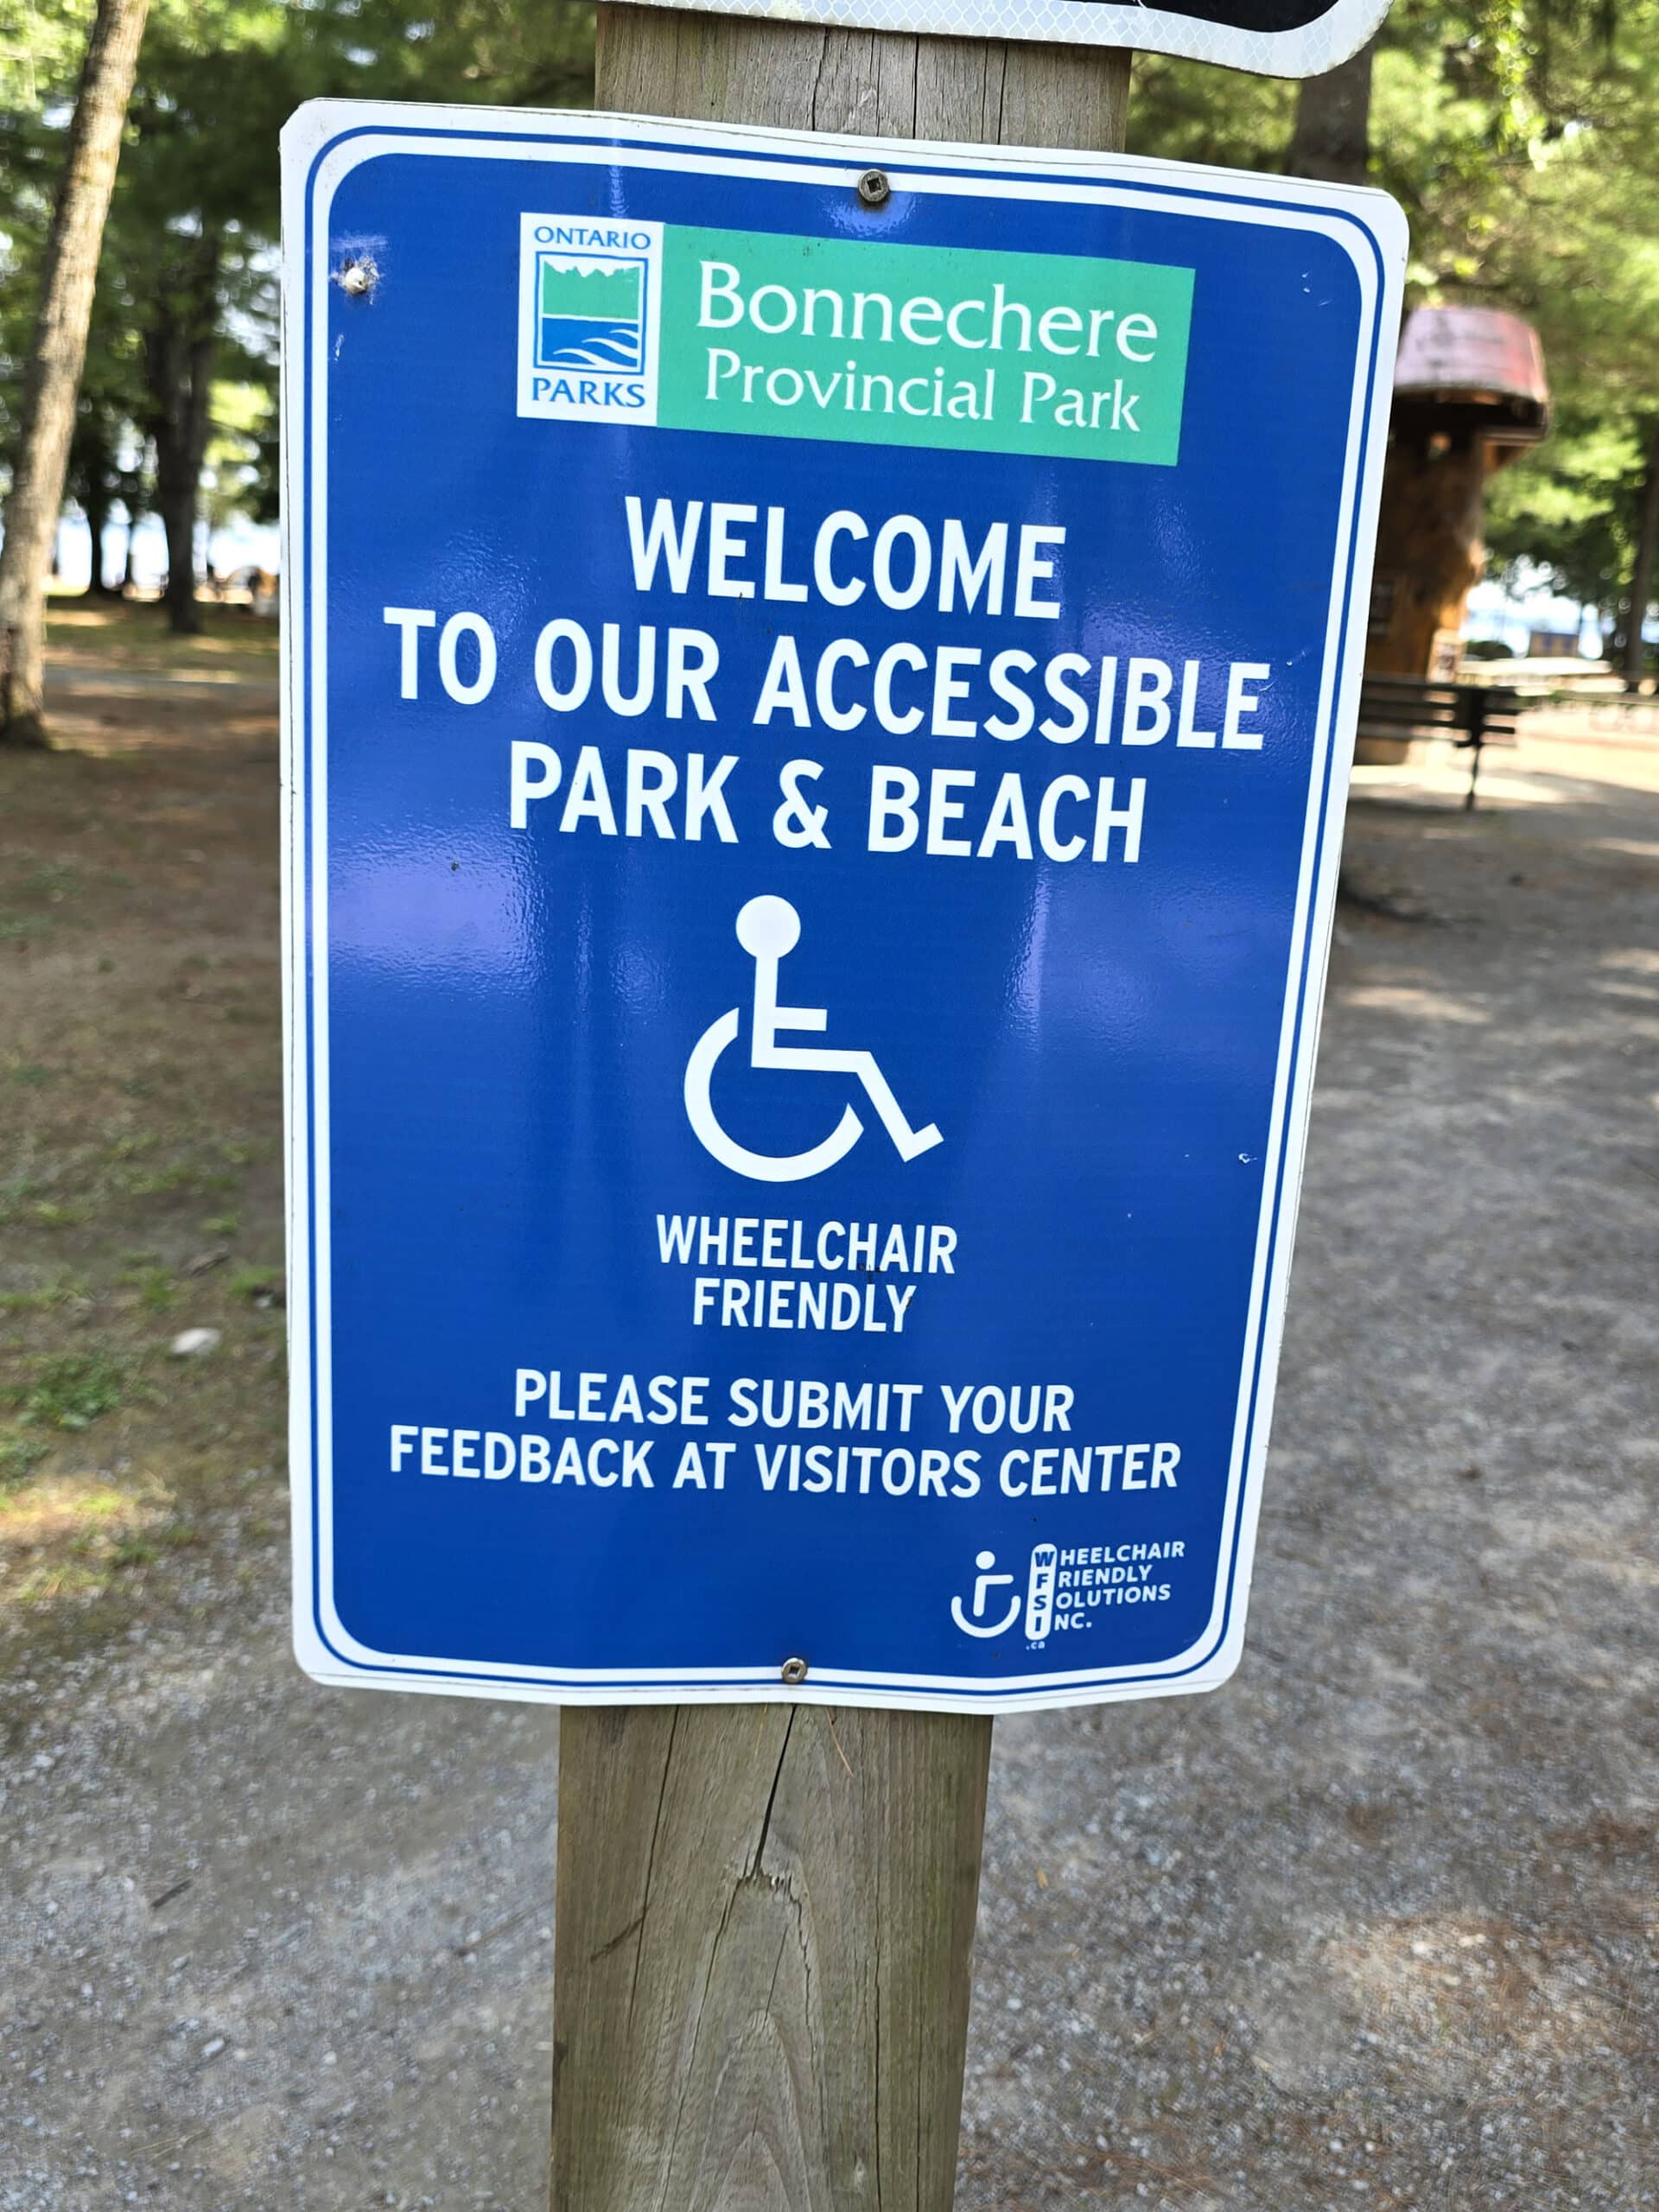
[1365, 306, 1550, 682]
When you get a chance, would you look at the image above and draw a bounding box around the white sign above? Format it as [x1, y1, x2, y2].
[604, 0, 1392, 80]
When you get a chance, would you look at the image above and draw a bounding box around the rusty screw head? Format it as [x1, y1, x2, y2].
[780, 1656, 810, 1685]
[856, 168, 891, 209]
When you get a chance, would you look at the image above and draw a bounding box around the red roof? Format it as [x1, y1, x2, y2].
[1394, 306, 1549, 429]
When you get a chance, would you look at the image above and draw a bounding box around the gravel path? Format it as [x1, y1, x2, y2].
[3, 733, 1655, 2210]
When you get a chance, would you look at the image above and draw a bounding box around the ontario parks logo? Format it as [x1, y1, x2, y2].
[517, 215, 663, 424]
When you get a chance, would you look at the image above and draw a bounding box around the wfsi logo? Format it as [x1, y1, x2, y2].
[951, 1546, 1061, 1643]
[950, 1541, 1179, 1644]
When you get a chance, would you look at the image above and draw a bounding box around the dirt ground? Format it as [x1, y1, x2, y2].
[2, 611, 1655, 2209]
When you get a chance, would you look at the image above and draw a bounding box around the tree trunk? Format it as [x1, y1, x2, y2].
[1286, 32, 1375, 185]
[143, 234, 219, 637]
[1363, 431, 1488, 681]
[1623, 420, 1659, 692]
[118, 450, 150, 594]
[84, 483, 113, 594]
[158, 458, 202, 632]
[0, 0, 150, 746]
[85, 482, 109, 588]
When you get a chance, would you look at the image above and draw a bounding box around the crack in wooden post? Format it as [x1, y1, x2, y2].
[552, 1702, 994, 2209]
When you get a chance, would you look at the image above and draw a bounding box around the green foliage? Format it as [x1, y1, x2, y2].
[1131, 3, 1659, 626]
[1126, 53, 1293, 171]
[2, 0, 594, 564]
[1453, 10, 1659, 620]
[0, 0, 92, 113]
[201, 380, 275, 533]
[1486, 410, 1646, 611]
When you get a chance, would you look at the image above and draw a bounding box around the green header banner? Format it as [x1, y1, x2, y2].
[656, 225, 1194, 466]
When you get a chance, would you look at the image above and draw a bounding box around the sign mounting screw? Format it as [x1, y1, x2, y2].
[780, 1656, 810, 1685]
[856, 168, 891, 209]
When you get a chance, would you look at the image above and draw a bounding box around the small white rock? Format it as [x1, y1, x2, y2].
[169, 1328, 221, 1358]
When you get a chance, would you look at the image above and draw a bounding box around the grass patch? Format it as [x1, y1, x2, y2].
[0, 1178, 35, 1223]
[117, 1262, 176, 1313]
[0, 1471, 168, 1543]
[104, 1130, 162, 1161]
[43, 598, 278, 677]
[10, 1351, 129, 1432]
[92, 1518, 200, 1573]
[0, 713, 284, 1664]
[0, 1128, 250, 1232]
[0, 1432, 51, 1486]
[66, 1487, 130, 1522]
[0, 1280, 88, 1315]
[28, 1198, 95, 1230]
[0, 1176, 93, 1229]
[115, 1156, 238, 1200]
[11, 1562, 108, 1605]
[0, 862, 87, 943]
[16, 861, 83, 900]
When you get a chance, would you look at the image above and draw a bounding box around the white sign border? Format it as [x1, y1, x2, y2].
[281, 99, 1405, 1713]
[603, 0, 1391, 82]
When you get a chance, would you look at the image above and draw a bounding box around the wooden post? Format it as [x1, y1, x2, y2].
[594, 5, 1129, 149]
[550, 18, 1130, 2208]
[553, 1704, 993, 2209]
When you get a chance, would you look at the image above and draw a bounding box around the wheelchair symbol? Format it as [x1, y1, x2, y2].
[950, 1550, 1020, 1638]
[683, 895, 942, 1185]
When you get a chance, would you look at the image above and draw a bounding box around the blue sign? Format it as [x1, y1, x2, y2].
[283, 103, 1404, 1711]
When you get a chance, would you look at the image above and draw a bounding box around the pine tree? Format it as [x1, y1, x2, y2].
[0, 0, 149, 746]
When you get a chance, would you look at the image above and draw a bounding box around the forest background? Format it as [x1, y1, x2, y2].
[1, 0, 1657, 659]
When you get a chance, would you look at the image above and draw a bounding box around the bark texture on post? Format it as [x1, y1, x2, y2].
[549, 27, 1130, 2206]
[595, 4, 1129, 150]
[552, 1704, 994, 2212]
[0, 0, 149, 747]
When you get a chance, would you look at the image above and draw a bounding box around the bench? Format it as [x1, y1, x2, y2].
[1356, 676, 1522, 809]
